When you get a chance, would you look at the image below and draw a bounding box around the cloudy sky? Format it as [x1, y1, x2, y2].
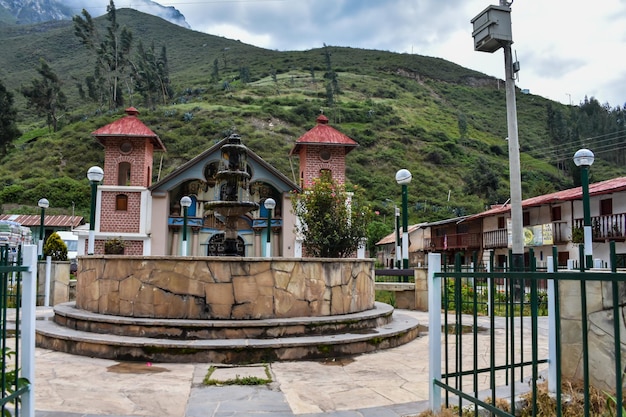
[82, 0, 626, 107]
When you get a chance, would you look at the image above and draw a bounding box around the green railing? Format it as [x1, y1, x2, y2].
[428, 243, 625, 416]
[1, 245, 35, 417]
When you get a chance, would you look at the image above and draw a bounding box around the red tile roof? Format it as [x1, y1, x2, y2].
[290, 114, 358, 155]
[0, 215, 83, 227]
[91, 107, 166, 151]
[468, 176, 626, 220]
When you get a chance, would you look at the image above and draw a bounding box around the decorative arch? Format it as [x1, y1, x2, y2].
[207, 233, 245, 256]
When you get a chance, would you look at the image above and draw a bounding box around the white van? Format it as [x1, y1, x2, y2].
[56, 231, 78, 264]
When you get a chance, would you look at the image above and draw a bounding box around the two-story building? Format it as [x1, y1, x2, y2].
[376, 177, 626, 269]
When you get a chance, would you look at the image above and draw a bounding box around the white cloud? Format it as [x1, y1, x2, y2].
[83, 0, 626, 107]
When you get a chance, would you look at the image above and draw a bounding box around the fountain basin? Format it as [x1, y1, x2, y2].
[76, 256, 375, 320]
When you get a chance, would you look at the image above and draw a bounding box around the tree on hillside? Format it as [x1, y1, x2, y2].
[0, 79, 21, 156]
[21, 59, 67, 132]
[131, 41, 172, 107]
[73, 0, 133, 110]
[292, 172, 372, 258]
[323, 44, 340, 107]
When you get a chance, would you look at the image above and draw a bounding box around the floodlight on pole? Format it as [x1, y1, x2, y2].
[264, 198, 276, 258]
[396, 169, 412, 269]
[37, 198, 49, 259]
[180, 196, 192, 256]
[472, 3, 524, 271]
[574, 148, 594, 269]
[87, 166, 104, 255]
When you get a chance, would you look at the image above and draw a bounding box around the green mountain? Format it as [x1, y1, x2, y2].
[1, 8, 624, 226]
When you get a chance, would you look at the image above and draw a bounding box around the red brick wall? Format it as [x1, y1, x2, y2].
[99, 191, 142, 233]
[86, 239, 144, 255]
[299, 145, 346, 188]
[102, 137, 154, 187]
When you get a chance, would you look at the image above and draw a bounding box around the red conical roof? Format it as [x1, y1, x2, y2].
[290, 114, 358, 155]
[91, 107, 166, 151]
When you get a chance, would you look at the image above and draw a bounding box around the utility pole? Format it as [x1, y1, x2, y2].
[472, 1, 524, 271]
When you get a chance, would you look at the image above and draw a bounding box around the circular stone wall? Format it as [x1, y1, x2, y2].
[76, 256, 375, 320]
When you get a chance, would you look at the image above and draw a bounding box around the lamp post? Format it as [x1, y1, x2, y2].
[264, 198, 276, 258]
[180, 196, 192, 256]
[37, 198, 49, 259]
[87, 166, 104, 255]
[396, 169, 412, 269]
[574, 148, 594, 269]
[395, 206, 401, 268]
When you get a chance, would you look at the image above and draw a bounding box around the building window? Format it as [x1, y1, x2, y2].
[551, 206, 562, 221]
[600, 198, 613, 216]
[320, 169, 332, 180]
[118, 162, 131, 186]
[523, 212, 530, 226]
[497, 216, 505, 229]
[116, 194, 128, 211]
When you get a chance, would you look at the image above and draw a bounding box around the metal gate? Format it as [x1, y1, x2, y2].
[1, 245, 37, 417]
[428, 244, 626, 417]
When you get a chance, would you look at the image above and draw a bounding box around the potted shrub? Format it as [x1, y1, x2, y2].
[104, 237, 126, 254]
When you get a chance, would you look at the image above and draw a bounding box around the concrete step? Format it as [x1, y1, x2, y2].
[35, 309, 420, 364]
[51, 301, 395, 339]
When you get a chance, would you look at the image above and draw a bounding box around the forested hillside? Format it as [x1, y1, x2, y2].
[1, 7, 625, 236]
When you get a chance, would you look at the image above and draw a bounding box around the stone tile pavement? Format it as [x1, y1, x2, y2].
[15, 309, 548, 417]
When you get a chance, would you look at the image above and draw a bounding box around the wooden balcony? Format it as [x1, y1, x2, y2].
[482, 221, 570, 249]
[424, 233, 481, 251]
[574, 213, 626, 242]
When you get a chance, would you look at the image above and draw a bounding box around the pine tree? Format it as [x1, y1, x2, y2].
[0, 79, 21, 156]
[21, 59, 67, 132]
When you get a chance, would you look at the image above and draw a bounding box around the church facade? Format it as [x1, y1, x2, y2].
[77, 109, 358, 258]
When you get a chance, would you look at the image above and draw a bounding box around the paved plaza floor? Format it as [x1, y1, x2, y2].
[13, 309, 548, 417]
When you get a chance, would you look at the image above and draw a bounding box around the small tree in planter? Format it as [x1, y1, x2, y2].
[104, 237, 126, 254]
[291, 172, 372, 258]
[43, 232, 68, 261]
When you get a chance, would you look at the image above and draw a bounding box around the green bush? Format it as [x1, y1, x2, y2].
[43, 232, 68, 261]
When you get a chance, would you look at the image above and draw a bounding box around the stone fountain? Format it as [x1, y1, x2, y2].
[205, 133, 258, 255]
[35, 135, 420, 363]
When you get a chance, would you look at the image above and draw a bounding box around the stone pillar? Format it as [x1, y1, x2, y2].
[191, 227, 200, 256]
[254, 229, 262, 257]
[272, 228, 280, 257]
[37, 261, 70, 306]
[170, 228, 180, 256]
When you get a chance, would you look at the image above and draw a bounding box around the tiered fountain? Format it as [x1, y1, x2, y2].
[36, 135, 420, 363]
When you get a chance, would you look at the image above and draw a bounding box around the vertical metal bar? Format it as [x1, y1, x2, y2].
[578, 244, 590, 417]
[552, 246, 562, 417]
[1, 246, 7, 414]
[509, 264, 516, 415]
[530, 251, 539, 417]
[455, 252, 462, 410]
[443, 254, 450, 408]
[428, 253, 442, 412]
[610, 241, 623, 417]
[472, 258, 478, 415]
[489, 255, 496, 412]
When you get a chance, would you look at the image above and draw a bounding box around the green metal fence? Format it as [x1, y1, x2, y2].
[1, 245, 33, 417]
[428, 243, 626, 417]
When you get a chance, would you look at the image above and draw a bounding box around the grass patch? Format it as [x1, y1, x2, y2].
[203, 364, 272, 386]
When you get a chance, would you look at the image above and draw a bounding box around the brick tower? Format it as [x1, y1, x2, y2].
[290, 114, 358, 187]
[91, 107, 166, 255]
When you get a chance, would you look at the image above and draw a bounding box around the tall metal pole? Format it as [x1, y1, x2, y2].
[88, 180, 98, 255]
[503, 39, 524, 271]
[38, 198, 48, 260]
[87, 166, 104, 255]
[401, 184, 409, 269]
[581, 165, 592, 268]
[395, 206, 401, 268]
